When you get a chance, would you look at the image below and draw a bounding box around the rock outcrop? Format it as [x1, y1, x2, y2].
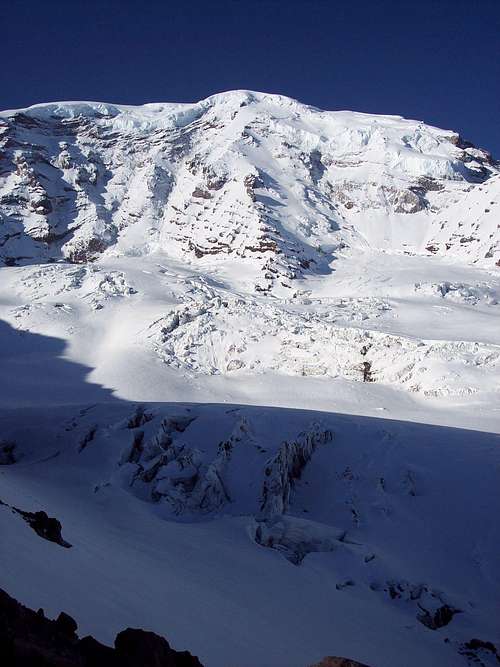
[0, 587, 204, 666]
[309, 658, 371, 667]
[0, 500, 71, 548]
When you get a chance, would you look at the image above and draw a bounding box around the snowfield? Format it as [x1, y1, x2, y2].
[0, 91, 499, 667]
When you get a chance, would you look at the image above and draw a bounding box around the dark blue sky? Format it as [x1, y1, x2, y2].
[2, 0, 499, 155]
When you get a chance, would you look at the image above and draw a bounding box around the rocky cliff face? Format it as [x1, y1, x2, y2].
[1, 92, 498, 292]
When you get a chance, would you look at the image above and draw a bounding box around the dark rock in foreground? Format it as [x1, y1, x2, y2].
[310, 658, 371, 667]
[0, 587, 203, 666]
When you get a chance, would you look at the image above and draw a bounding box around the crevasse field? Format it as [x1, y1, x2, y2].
[0, 91, 499, 667]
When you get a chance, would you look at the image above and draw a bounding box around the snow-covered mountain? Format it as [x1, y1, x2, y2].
[1, 91, 499, 280]
[0, 92, 499, 667]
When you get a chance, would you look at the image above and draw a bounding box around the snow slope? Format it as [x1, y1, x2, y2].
[0, 92, 499, 667]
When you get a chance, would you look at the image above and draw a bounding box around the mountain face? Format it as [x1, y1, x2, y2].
[1, 91, 498, 286]
[0, 92, 499, 667]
